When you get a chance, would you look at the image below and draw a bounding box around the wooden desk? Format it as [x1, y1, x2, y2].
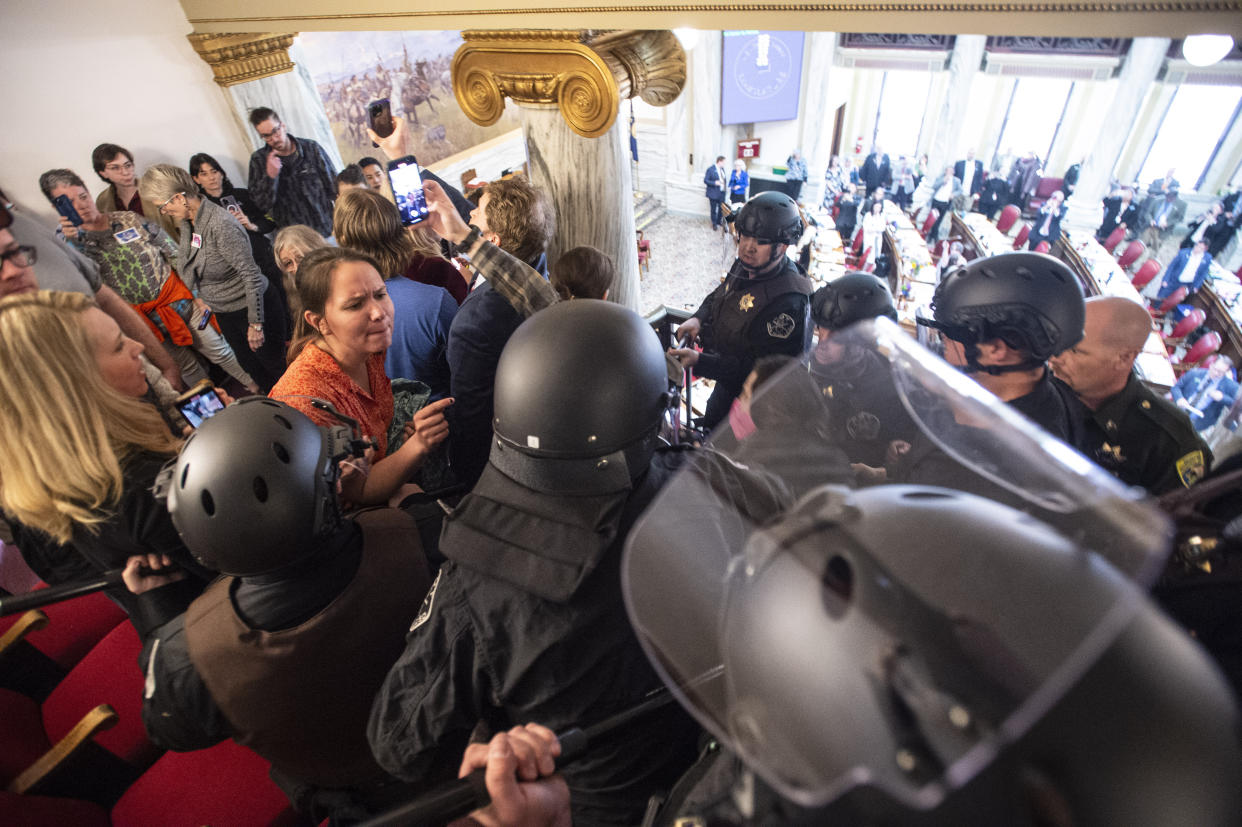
[1057, 230, 1176, 389]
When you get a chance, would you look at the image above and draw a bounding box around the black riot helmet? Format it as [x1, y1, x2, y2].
[811, 271, 898, 331]
[155, 397, 355, 576]
[922, 251, 1084, 374]
[491, 299, 674, 496]
[734, 191, 804, 246]
[625, 483, 1242, 825]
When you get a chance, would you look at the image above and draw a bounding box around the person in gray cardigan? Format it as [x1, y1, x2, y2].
[141, 165, 288, 392]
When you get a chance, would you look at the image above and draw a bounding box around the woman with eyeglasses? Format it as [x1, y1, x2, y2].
[38, 167, 259, 394]
[90, 142, 177, 238]
[0, 290, 214, 635]
[141, 164, 289, 393]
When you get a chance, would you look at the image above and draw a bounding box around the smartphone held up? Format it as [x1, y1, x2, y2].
[387, 156, 429, 227]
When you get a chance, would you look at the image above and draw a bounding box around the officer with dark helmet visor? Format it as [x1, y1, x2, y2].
[807, 271, 917, 467]
[891, 251, 1089, 489]
[670, 191, 813, 432]
[131, 397, 434, 822]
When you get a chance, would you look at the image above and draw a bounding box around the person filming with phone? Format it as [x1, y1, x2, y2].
[38, 168, 260, 394]
[246, 106, 338, 239]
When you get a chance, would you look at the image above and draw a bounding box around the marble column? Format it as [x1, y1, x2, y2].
[690, 33, 724, 180]
[1063, 37, 1171, 234]
[452, 30, 686, 311]
[801, 32, 840, 205]
[189, 34, 344, 171]
[912, 35, 986, 207]
[522, 104, 641, 310]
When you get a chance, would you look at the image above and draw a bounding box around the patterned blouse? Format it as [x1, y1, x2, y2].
[68, 212, 178, 305]
[269, 343, 394, 459]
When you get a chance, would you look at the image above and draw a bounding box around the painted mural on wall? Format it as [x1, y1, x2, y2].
[297, 30, 520, 168]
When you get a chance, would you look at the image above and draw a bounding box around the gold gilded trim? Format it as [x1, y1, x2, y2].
[188, 1, 1242, 26]
[187, 32, 297, 87]
[451, 30, 685, 138]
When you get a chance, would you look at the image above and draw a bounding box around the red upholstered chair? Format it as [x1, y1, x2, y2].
[111, 740, 300, 827]
[996, 204, 1021, 234]
[919, 209, 938, 239]
[1101, 226, 1126, 253]
[1130, 259, 1162, 291]
[852, 227, 864, 255]
[1155, 286, 1189, 318]
[0, 741, 300, 827]
[1164, 307, 1206, 348]
[1, 588, 126, 702]
[0, 790, 109, 826]
[1116, 240, 1145, 271]
[0, 622, 161, 803]
[1033, 240, 1051, 253]
[1026, 177, 1064, 214]
[1012, 224, 1031, 250]
[1180, 331, 1222, 371]
[636, 230, 651, 273]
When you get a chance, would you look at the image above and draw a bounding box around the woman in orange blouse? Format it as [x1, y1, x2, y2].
[270, 246, 452, 505]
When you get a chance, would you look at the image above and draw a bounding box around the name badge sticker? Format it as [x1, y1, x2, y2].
[113, 228, 140, 244]
[191, 233, 203, 249]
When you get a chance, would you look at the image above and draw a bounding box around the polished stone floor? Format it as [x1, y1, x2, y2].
[637, 211, 737, 315]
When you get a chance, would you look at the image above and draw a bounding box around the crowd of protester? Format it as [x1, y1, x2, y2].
[2, 109, 1241, 826]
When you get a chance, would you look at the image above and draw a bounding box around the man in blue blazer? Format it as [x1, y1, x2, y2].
[1172, 355, 1239, 432]
[704, 155, 727, 230]
[1156, 240, 1213, 301]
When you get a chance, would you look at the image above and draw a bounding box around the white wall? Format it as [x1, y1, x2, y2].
[0, 0, 253, 220]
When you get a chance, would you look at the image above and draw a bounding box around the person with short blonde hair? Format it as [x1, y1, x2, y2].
[273, 224, 327, 325]
[0, 290, 210, 629]
[141, 163, 288, 391]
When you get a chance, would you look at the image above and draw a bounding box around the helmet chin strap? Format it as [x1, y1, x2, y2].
[959, 341, 1046, 375]
[737, 245, 785, 277]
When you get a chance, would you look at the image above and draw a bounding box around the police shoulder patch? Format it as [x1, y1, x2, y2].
[1176, 450, 1206, 488]
[767, 313, 795, 339]
[410, 570, 442, 632]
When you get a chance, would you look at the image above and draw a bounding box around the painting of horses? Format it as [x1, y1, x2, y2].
[298, 30, 521, 168]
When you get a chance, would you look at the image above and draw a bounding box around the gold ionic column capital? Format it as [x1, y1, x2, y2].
[452, 30, 686, 139]
[187, 32, 297, 88]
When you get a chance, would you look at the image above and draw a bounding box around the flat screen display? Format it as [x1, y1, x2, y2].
[721, 31, 805, 126]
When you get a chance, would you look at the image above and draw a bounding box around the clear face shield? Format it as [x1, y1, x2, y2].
[622, 317, 1172, 813]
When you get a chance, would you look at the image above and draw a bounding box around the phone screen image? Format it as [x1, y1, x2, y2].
[387, 157, 428, 226]
[53, 194, 83, 227]
[178, 389, 225, 429]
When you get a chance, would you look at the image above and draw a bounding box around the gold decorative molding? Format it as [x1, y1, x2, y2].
[187, 32, 297, 87]
[183, 2, 1242, 40]
[452, 30, 686, 138]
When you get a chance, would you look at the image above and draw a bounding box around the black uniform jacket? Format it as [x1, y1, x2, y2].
[367, 447, 702, 826]
[1070, 373, 1210, 493]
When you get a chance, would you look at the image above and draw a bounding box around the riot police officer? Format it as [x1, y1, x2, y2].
[670, 191, 813, 431]
[138, 397, 434, 821]
[807, 271, 916, 466]
[368, 300, 701, 826]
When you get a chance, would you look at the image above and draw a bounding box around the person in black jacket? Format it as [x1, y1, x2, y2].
[367, 301, 701, 826]
[670, 192, 813, 432]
